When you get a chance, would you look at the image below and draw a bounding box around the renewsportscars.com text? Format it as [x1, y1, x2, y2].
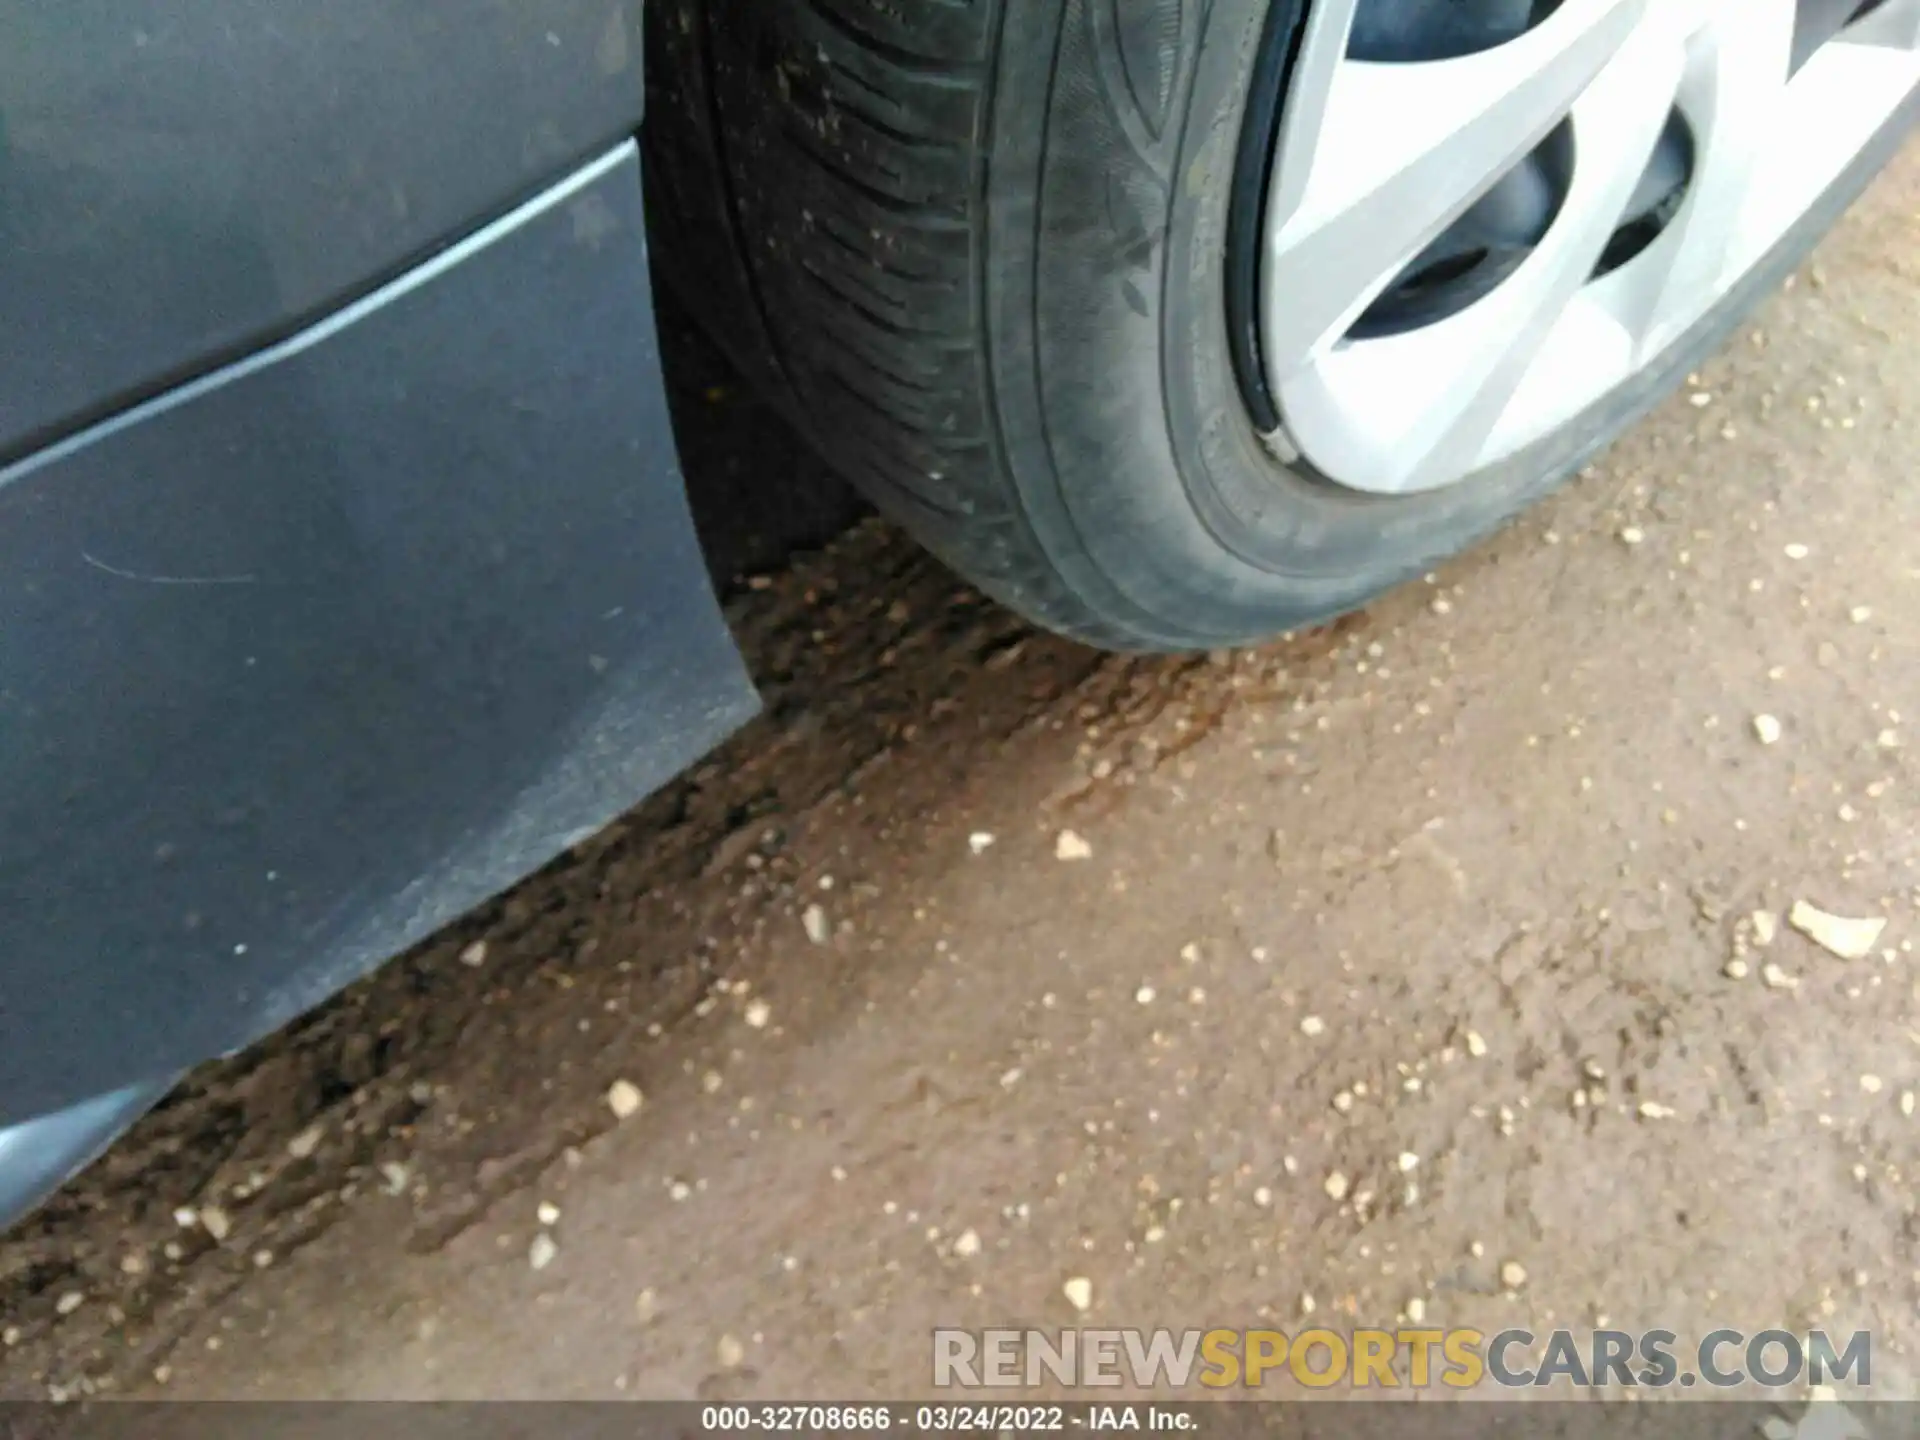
[931, 1327, 1871, 1390]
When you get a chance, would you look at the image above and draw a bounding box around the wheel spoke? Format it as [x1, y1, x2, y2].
[1846, 0, 1920, 51]
[1261, 0, 1648, 378]
[1415, 33, 1685, 483]
[1281, 27, 1683, 493]
[1261, 0, 1362, 234]
[1609, 0, 1799, 359]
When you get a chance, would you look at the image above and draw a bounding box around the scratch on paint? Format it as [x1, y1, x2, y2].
[81, 551, 257, 586]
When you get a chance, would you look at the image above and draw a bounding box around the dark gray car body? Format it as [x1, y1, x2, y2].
[0, 1, 757, 1222]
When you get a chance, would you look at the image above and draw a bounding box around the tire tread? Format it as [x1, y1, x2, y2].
[651, 0, 1142, 645]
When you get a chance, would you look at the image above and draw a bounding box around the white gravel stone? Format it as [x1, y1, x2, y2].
[1752, 714, 1783, 745]
[1398, 1152, 1420, 1173]
[717, 1334, 745, 1369]
[529, 1233, 558, 1271]
[537, 1201, 561, 1226]
[1501, 1260, 1528, 1290]
[1751, 911, 1779, 948]
[1789, 900, 1886, 959]
[1062, 1276, 1094, 1312]
[801, 904, 830, 945]
[1466, 1030, 1489, 1058]
[1055, 830, 1094, 862]
[55, 1292, 83, 1317]
[286, 1125, 324, 1160]
[607, 1080, 644, 1119]
[200, 1205, 231, 1243]
[1324, 1171, 1350, 1201]
[744, 999, 772, 1029]
[459, 940, 488, 967]
[1619, 526, 1645, 546]
[1299, 1015, 1326, 1037]
[968, 832, 995, 855]
[952, 1229, 982, 1258]
[1761, 963, 1800, 991]
[1135, 984, 1156, 1005]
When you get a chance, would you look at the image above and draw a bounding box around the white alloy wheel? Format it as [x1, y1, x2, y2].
[1260, 0, 1920, 495]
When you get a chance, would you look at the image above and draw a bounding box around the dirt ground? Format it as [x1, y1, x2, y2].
[2, 142, 1917, 1407]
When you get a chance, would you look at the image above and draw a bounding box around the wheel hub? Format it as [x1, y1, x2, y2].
[1234, 0, 1920, 495]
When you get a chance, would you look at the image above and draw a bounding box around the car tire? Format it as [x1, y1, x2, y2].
[644, 0, 1920, 651]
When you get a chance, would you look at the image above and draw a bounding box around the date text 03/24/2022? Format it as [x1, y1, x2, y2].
[698, 1404, 1191, 1431]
